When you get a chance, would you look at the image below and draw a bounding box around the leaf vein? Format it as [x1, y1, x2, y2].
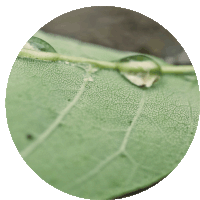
[20, 78, 88, 158]
[69, 91, 145, 188]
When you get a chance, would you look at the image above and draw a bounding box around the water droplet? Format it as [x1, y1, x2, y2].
[118, 55, 151, 62]
[23, 36, 57, 53]
[117, 55, 161, 72]
[121, 72, 160, 87]
[115, 55, 161, 87]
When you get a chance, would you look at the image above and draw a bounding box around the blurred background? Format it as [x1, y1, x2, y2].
[40, 6, 191, 65]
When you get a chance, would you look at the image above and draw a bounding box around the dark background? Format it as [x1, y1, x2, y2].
[41, 6, 191, 65]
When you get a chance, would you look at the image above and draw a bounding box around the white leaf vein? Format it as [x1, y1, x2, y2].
[20, 78, 88, 158]
[69, 91, 146, 189]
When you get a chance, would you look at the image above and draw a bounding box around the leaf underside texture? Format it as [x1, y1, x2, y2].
[6, 31, 200, 199]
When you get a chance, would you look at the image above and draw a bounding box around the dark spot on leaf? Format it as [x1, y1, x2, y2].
[27, 134, 33, 140]
[129, 121, 132, 124]
[58, 123, 64, 127]
[120, 153, 126, 158]
[68, 99, 71, 101]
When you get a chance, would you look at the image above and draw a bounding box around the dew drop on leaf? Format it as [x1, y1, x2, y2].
[118, 54, 153, 62]
[116, 55, 161, 87]
[23, 36, 57, 53]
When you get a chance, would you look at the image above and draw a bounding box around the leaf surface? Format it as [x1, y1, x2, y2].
[6, 31, 200, 199]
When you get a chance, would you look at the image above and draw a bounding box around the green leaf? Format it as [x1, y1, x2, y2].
[6, 31, 200, 199]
